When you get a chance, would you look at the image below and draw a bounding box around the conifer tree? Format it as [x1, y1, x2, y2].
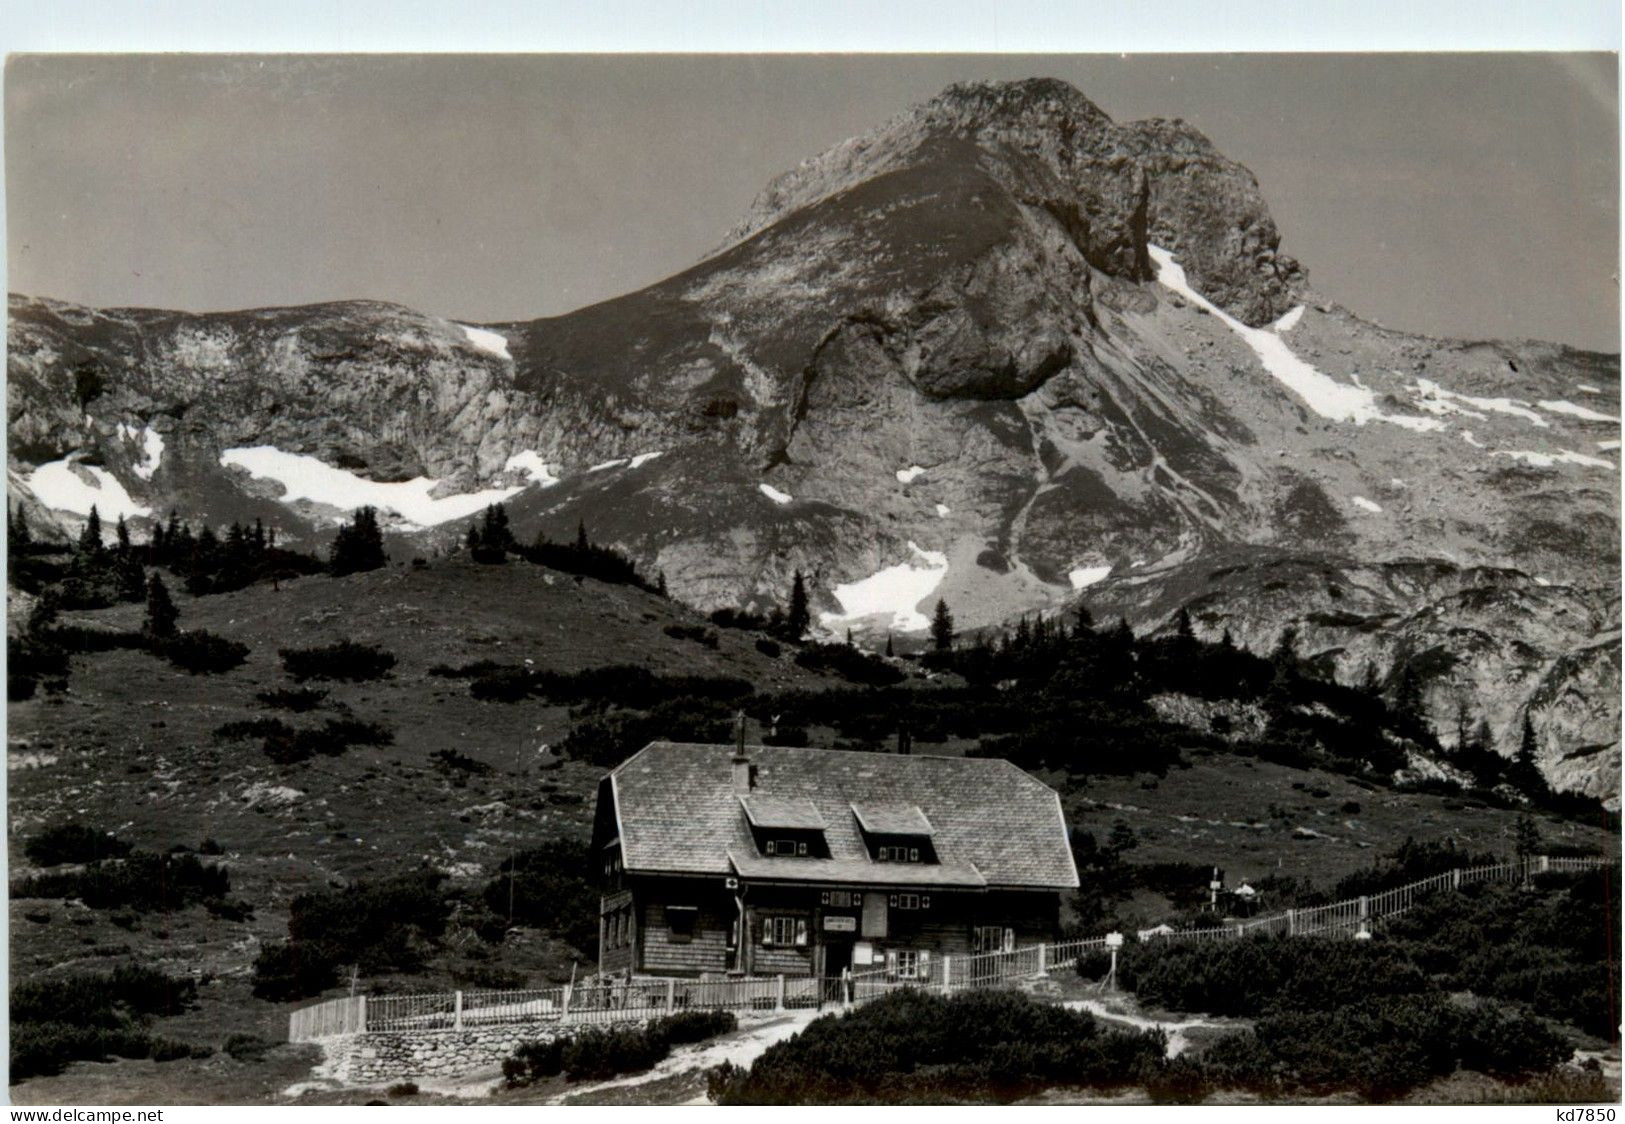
[8, 503, 31, 549]
[144, 572, 178, 640]
[885, 633, 894, 658]
[785, 570, 810, 639]
[330, 506, 386, 576]
[1514, 814, 1541, 860]
[931, 598, 955, 652]
[1174, 606, 1195, 645]
[115, 515, 131, 554]
[576, 520, 590, 551]
[78, 505, 103, 554]
[1511, 715, 1549, 797]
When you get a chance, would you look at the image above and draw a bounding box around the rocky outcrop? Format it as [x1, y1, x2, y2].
[6, 78, 1618, 796]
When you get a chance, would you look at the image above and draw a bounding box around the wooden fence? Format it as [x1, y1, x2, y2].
[288, 855, 1615, 1041]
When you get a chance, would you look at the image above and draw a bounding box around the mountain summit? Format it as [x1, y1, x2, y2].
[7, 79, 1620, 799]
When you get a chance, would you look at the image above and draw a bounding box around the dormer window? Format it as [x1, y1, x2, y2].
[853, 802, 939, 864]
[740, 795, 829, 859]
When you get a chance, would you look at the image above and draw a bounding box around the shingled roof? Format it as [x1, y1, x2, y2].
[605, 742, 1078, 890]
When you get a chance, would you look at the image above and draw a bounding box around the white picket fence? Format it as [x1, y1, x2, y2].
[288, 855, 1615, 1041]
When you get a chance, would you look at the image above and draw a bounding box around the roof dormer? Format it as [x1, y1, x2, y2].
[851, 802, 939, 864]
[740, 794, 830, 858]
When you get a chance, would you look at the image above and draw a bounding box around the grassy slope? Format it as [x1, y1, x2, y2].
[7, 553, 1618, 1103]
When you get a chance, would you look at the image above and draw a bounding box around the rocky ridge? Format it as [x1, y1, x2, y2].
[7, 79, 1619, 799]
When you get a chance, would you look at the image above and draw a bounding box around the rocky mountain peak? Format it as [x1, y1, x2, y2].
[725, 78, 1301, 325]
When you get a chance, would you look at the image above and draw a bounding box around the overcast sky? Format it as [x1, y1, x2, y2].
[5, 53, 1618, 350]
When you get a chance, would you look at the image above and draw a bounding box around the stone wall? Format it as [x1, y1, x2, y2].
[321, 1017, 648, 1087]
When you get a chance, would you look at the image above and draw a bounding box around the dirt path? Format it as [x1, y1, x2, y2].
[1065, 997, 1233, 1058]
[551, 1010, 822, 1105]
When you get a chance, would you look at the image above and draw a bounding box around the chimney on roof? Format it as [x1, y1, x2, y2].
[732, 711, 754, 793]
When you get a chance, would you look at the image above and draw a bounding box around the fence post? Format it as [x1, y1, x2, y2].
[1539, 855, 1550, 875]
[1452, 868, 1461, 890]
[1037, 943, 1047, 977]
[357, 995, 367, 1034]
[561, 984, 571, 1021]
[775, 975, 786, 1012]
[453, 989, 464, 1032]
[1286, 909, 1295, 936]
[1358, 895, 1370, 923]
[942, 954, 952, 994]
[666, 978, 676, 1013]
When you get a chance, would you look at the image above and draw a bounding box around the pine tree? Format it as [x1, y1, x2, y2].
[885, 633, 894, 658]
[576, 520, 590, 551]
[1392, 664, 1425, 725]
[657, 571, 668, 597]
[144, 572, 178, 639]
[785, 570, 810, 639]
[931, 598, 955, 652]
[78, 505, 103, 554]
[1174, 606, 1195, 645]
[9, 504, 31, 549]
[117, 557, 147, 603]
[115, 515, 131, 555]
[1454, 698, 1473, 752]
[1511, 715, 1549, 797]
[330, 506, 387, 576]
[1514, 814, 1541, 860]
[1073, 605, 1095, 634]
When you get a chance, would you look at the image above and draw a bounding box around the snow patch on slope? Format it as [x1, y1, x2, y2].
[1414, 378, 1547, 427]
[935, 503, 951, 518]
[1598, 440, 1621, 452]
[1272, 305, 1304, 332]
[588, 458, 627, 473]
[1351, 496, 1382, 513]
[504, 451, 559, 487]
[1461, 430, 1484, 448]
[758, 483, 793, 505]
[1492, 449, 1616, 471]
[1069, 565, 1112, 590]
[1539, 399, 1620, 424]
[116, 423, 164, 480]
[821, 543, 949, 632]
[1577, 384, 1603, 394]
[629, 451, 664, 469]
[896, 465, 926, 484]
[26, 457, 151, 521]
[459, 324, 511, 360]
[1149, 246, 1434, 430]
[220, 446, 522, 529]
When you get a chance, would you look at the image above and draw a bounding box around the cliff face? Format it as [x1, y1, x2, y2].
[7, 78, 1619, 799]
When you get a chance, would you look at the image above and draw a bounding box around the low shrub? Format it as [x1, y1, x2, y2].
[755, 638, 781, 659]
[663, 623, 719, 649]
[793, 642, 905, 687]
[387, 1081, 419, 1097]
[10, 965, 199, 1080]
[252, 869, 450, 1000]
[262, 718, 394, 764]
[505, 1010, 737, 1088]
[432, 748, 494, 776]
[157, 630, 250, 674]
[256, 687, 328, 712]
[11, 851, 230, 913]
[279, 639, 396, 682]
[222, 1033, 272, 1062]
[24, 822, 134, 867]
[711, 988, 1162, 1104]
